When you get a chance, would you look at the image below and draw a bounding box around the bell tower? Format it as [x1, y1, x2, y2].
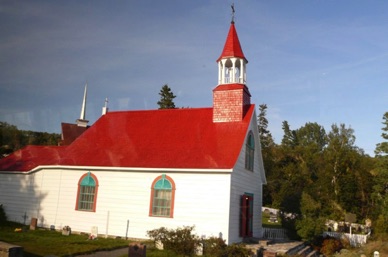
[213, 15, 251, 123]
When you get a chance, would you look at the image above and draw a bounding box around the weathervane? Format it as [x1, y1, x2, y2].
[231, 3, 235, 23]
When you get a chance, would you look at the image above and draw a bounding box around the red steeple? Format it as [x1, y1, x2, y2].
[213, 19, 251, 123]
[217, 22, 248, 63]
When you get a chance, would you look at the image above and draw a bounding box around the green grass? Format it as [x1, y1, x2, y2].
[0, 222, 129, 257]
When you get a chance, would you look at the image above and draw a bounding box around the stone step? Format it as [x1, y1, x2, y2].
[297, 245, 312, 257]
[306, 249, 319, 257]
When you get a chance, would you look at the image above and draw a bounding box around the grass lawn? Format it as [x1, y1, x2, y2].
[0, 222, 129, 257]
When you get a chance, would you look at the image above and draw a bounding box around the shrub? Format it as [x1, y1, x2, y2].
[224, 243, 251, 257]
[321, 237, 343, 256]
[203, 237, 227, 256]
[202, 237, 251, 257]
[147, 227, 251, 257]
[0, 204, 7, 225]
[147, 226, 200, 256]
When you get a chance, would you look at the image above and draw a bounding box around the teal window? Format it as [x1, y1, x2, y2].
[150, 175, 175, 218]
[245, 132, 255, 171]
[76, 172, 98, 212]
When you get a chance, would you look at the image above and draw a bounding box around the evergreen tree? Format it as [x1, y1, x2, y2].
[295, 192, 326, 241]
[375, 112, 388, 156]
[157, 84, 176, 109]
[257, 104, 275, 206]
[372, 112, 388, 234]
[257, 104, 274, 149]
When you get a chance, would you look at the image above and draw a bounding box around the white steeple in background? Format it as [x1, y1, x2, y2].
[76, 82, 89, 127]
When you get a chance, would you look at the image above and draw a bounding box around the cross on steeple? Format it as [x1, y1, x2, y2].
[231, 3, 235, 23]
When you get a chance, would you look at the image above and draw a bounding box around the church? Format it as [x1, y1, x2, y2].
[0, 17, 266, 244]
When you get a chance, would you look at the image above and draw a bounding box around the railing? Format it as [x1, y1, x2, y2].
[323, 231, 370, 246]
[223, 77, 245, 84]
[262, 227, 288, 240]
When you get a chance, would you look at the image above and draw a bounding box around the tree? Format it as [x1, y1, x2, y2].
[281, 121, 296, 148]
[295, 192, 326, 241]
[257, 104, 276, 206]
[375, 112, 388, 156]
[372, 112, 388, 234]
[257, 104, 274, 149]
[157, 84, 176, 109]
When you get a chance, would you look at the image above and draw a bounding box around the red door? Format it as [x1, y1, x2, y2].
[240, 194, 253, 237]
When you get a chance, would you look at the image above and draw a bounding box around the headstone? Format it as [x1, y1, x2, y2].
[195, 242, 203, 256]
[345, 213, 356, 223]
[30, 218, 37, 230]
[374, 251, 380, 257]
[90, 226, 98, 239]
[155, 240, 163, 250]
[128, 243, 146, 257]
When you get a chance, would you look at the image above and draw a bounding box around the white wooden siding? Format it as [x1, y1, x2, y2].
[0, 169, 232, 241]
[229, 109, 266, 244]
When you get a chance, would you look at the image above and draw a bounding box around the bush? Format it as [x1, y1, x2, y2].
[147, 226, 200, 256]
[203, 237, 227, 256]
[321, 237, 343, 256]
[224, 243, 251, 257]
[147, 227, 251, 257]
[0, 204, 7, 225]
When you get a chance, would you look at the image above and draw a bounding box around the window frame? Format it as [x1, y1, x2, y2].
[149, 174, 176, 218]
[75, 172, 99, 212]
[245, 132, 255, 171]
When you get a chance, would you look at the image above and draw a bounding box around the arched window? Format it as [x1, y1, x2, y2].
[75, 172, 99, 212]
[245, 132, 255, 171]
[149, 174, 176, 218]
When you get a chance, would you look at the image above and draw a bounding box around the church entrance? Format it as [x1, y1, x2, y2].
[240, 193, 253, 237]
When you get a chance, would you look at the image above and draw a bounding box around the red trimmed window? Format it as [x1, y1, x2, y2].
[149, 174, 176, 218]
[245, 132, 255, 171]
[75, 172, 99, 212]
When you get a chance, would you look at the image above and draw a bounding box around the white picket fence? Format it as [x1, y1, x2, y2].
[323, 231, 369, 246]
[262, 228, 288, 240]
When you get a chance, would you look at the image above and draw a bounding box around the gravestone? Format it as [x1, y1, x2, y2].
[128, 243, 146, 257]
[90, 226, 98, 239]
[30, 218, 37, 230]
[374, 251, 380, 257]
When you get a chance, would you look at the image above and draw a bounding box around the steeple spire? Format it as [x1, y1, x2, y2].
[76, 82, 89, 127]
[80, 82, 87, 120]
[216, 18, 248, 85]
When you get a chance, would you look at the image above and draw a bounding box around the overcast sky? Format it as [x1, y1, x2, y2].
[1, 1, 387, 156]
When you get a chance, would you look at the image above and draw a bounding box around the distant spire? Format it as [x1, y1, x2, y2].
[80, 82, 87, 120]
[76, 82, 89, 127]
[231, 3, 235, 24]
[102, 97, 109, 115]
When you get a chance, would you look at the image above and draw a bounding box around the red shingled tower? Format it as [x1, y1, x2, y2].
[213, 20, 251, 123]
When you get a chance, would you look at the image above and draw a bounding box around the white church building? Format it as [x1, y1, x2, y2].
[0, 18, 266, 244]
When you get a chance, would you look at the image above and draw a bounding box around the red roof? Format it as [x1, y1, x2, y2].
[0, 145, 65, 172]
[0, 106, 255, 172]
[217, 22, 247, 63]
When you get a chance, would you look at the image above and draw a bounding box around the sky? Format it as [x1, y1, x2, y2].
[0, 1, 387, 156]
